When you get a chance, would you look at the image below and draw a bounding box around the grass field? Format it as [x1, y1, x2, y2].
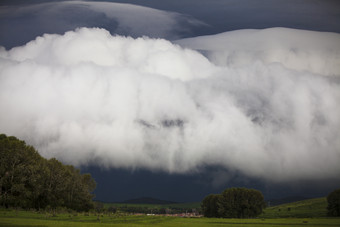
[1, 197, 339, 227]
[260, 197, 328, 218]
[1, 209, 340, 227]
[103, 197, 328, 217]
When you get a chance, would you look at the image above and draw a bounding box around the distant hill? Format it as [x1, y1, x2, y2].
[121, 197, 178, 205]
[260, 197, 328, 218]
[267, 196, 309, 206]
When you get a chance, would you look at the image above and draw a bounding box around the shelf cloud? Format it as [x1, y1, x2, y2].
[0, 27, 339, 182]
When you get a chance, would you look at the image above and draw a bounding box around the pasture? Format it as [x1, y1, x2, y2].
[260, 197, 328, 218]
[1, 197, 339, 227]
[1, 209, 340, 227]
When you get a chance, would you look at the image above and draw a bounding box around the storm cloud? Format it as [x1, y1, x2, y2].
[0, 1, 205, 48]
[0, 27, 339, 183]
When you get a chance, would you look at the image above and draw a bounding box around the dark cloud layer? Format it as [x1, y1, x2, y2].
[2, 0, 340, 49]
[0, 1, 205, 49]
[90, 0, 340, 33]
[84, 167, 340, 202]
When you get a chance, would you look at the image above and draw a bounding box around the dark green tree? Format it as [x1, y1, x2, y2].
[218, 187, 265, 218]
[45, 158, 71, 209]
[0, 135, 45, 208]
[63, 166, 96, 211]
[201, 194, 220, 217]
[0, 134, 96, 211]
[327, 189, 340, 217]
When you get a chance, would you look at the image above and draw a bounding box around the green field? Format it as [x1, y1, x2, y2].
[1, 197, 340, 227]
[1, 210, 340, 227]
[260, 197, 328, 218]
[103, 197, 328, 217]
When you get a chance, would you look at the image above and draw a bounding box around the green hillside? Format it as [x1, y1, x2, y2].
[98, 201, 201, 214]
[1, 209, 340, 227]
[102, 201, 201, 209]
[103, 197, 329, 218]
[260, 197, 328, 218]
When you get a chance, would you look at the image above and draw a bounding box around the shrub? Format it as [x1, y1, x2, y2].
[327, 188, 340, 217]
[201, 187, 265, 218]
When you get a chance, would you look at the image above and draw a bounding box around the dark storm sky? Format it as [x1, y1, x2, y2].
[1, 0, 340, 202]
[1, 0, 340, 48]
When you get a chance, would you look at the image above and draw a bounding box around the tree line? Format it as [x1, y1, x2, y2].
[201, 187, 266, 218]
[0, 134, 96, 211]
[201, 187, 340, 218]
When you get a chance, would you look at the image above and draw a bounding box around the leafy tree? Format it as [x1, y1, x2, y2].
[45, 158, 70, 209]
[64, 167, 96, 211]
[0, 134, 96, 211]
[201, 187, 265, 218]
[0, 135, 45, 208]
[327, 188, 340, 217]
[218, 187, 265, 218]
[201, 194, 220, 217]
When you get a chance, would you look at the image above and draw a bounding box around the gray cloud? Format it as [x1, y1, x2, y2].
[0, 27, 339, 183]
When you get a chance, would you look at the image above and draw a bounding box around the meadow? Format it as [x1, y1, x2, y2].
[260, 197, 328, 218]
[1, 197, 340, 227]
[1, 210, 340, 227]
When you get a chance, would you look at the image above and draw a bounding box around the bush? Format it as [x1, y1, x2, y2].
[327, 189, 340, 217]
[201, 187, 265, 218]
[201, 194, 220, 217]
[218, 187, 265, 218]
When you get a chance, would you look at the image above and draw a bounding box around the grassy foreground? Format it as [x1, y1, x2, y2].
[1, 210, 340, 227]
[1, 197, 339, 227]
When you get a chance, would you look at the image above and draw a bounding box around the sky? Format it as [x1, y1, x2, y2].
[0, 0, 340, 203]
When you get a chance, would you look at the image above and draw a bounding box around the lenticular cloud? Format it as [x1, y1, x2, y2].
[0, 1, 205, 48]
[0, 27, 339, 182]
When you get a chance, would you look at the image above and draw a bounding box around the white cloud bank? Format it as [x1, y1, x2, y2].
[0, 27, 339, 182]
[176, 27, 340, 76]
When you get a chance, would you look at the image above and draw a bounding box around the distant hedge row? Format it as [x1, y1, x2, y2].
[201, 187, 266, 218]
[0, 134, 96, 211]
